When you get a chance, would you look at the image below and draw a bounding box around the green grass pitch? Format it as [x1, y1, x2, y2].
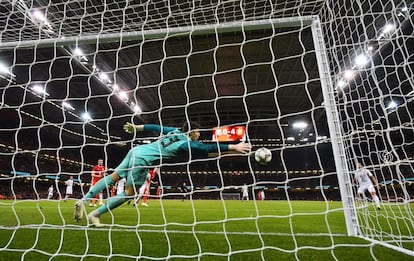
[0, 199, 412, 260]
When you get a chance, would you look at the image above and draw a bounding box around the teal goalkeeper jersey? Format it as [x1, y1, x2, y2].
[133, 124, 229, 165]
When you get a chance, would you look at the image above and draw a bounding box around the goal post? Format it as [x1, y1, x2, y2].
[310, 17, 360, 237]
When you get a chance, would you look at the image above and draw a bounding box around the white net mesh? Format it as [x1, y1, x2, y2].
[0, 0, 413, 259]
[319, 0, 414, 254]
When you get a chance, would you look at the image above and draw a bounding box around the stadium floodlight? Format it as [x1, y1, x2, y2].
[31, 9, 53, 32]
[118, 91, 128, 101]
[32, 10, 46, 22]
[73, 48, 83, 56]
[132, 104, 142, 114]
[354, 53, 369, 68]
[81, 112, 92, 121]
[336, 79, 346, 89]
[387, 101, 398, 109]
[99, 72, 110, 83]
[343, 69, 354, 80]
[292, 121, 308, 129]
[383, 23, 395, 34]
[62, 101, 75, 110]
[31, 84, 49, 96]
[73, 47, 88, 62]
[0, 62, 15, 78]
[0, 62, 9, 74]
[401, 6, 408, 12]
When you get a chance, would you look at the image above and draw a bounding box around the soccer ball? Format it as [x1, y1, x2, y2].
[255, 147, 272, 165]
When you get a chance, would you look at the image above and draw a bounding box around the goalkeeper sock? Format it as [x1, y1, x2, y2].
[96, 192, 129, 215]
[84, 175, 114, 200]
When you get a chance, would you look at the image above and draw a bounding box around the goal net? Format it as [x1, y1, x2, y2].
[0, 0, 413, 259]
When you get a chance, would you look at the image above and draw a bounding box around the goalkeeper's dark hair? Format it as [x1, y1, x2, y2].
[182, 121, 201, 133]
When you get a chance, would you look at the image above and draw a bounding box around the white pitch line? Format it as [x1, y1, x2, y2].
[0, 224, 347, 237]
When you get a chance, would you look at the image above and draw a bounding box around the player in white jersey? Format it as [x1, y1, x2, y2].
[64, 176, 74, 201]
[116, 178, 126, 195]
[241, 184, 249, 200]
[47, 185, 54, 199]
[354, 162, 381, 210]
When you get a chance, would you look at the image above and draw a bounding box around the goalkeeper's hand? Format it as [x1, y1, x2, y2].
[123, 122, 136, 134]
[229, 142, 251, 154]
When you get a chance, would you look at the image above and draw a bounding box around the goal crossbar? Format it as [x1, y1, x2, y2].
[0, 16, 317, 50]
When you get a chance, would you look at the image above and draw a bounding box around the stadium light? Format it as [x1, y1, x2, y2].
[383, 24, 395, 34]
[118, 91, 128, 101]
[354, 53, 369, 68]
[73, 48, 83, 56]
[0, 62, 15, 78]
[343, 70, 354, 80]
[112, 84, 119, 90]
[32, 10, 46, 22]
[132, 104, 142, 114]
[387, 101, 398, 109]
[99, 72, 111, 83]
[81, 112, 92, 121]
[0, 62, 9, 74]
[62, 101, 75, 110]
[31, 84, 50, 96]
[401, 6, 408, 12]
[73, 48, 88, 62]
[30, 9, 54, 34]
[292, 121, 308, 130]
[336, 79, 346, 89]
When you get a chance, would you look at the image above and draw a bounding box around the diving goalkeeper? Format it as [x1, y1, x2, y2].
[74, 122, 251, 226]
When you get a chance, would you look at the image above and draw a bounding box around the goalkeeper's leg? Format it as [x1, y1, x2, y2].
[87, 184, 135, 227]
[84, 174, 118, 200]
[74, 173, 119, 222]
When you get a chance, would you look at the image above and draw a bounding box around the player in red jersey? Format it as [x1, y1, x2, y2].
[156, 185, 162, 199]
[140, 167, 159, 207]
[89, 159, 106, 207]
